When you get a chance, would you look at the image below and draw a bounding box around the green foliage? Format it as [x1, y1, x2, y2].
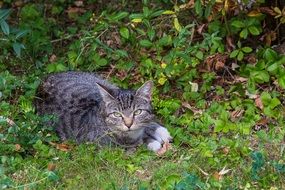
[1, 0, 285, 189]
[0, 9, 27, 57]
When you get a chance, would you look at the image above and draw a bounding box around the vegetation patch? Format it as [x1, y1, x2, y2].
[1, 0, 285, 189]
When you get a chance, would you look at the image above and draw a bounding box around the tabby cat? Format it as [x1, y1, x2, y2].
[34, 71, 172, 152]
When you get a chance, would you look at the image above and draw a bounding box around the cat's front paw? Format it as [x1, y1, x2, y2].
[147, 140, 162, 152]
[154, 126, 172, 144]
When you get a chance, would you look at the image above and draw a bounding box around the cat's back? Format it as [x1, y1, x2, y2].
[35, 71, 117, 114]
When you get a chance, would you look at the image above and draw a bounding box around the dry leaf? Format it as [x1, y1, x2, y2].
[49, 54, 57, 63]
[230, 109, 244, 121]
[255, 96, 264, 110]
[182, 102, 203, 115]
[156, 142, 172, 156]
[215, 60, 225, 70]
[222, 147, 230, 155]
[234, 76, 247, 83]
[213, 166, 231, 181]
[213, 171, 222, 181]
[66, 7, 86, 14]
[259, 7, 276, 16]
[256, 117, 269, 126]
[15, 144, 21, 151]
[48, 163, 56, 171]
[197, 24, 206, 34]
[247, 10, 262, 17]
[49, 142, 72, 152]
[226, 36, 235, 51]
[74, 1, 83, 7]
[195, 165, 209, 176]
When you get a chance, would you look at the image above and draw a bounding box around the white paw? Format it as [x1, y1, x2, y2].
[147, 140, 162, 152]
[154, 127, 172, 143]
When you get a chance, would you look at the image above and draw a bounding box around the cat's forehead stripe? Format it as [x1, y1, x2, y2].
[117, 92, 134, 110]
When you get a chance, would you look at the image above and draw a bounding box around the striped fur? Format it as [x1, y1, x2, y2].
[34, 71, 172, 151]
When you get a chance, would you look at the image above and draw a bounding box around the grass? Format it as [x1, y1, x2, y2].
[1, 1, 285, 189]
[5, 135, 285, 189]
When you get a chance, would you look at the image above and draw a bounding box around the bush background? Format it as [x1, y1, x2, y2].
[1, 0, 285, 189]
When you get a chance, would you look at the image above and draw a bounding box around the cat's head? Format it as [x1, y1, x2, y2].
[96, 81, 154, 132]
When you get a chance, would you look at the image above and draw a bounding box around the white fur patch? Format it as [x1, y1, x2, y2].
[147, 140, 162, 152]
[154, 126, 172, 143]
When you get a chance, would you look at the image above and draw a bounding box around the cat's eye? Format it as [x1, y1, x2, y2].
[111, 112, 122, 117]
[134, 109, 143, 115]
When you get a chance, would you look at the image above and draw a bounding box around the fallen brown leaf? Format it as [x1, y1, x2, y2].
[49, 142, 72, 152]
[15, 144, 21, 151]
[255, 96, 264, 110]
[49, 54, 57, 63]
[156, 142, 172, 156]
[222, 147, 230, 155]
[48, 163, 56, 171]
[213, 171, 222, 181]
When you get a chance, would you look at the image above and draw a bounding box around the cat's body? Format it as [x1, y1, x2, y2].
[34, 71, 172, 152]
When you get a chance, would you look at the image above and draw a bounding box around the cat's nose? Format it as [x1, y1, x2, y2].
[123, 117, 133, 128]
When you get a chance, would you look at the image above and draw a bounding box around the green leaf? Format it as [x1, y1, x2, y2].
[12, 43, 25, 57]
[194, 0, 202, 17]
[248, 26, 260, 35]
[173, 17, 181, 32]
[267, 62, 279, 72]
[158, 35, 172, 46]
[0, 20, 9, 35]
[143, 7, 150, 17]
[230, 50, 239, 58]
[98, 58, 108, 66]
[261, 92, 271, 105]
[15, 30, 29, 39]
[251, 71, 270, 83]
[139, 39, 153, 48]
[270, 97, 281, 109]
[278, 75, 285, 89]
[147, 28, 155, 41]
[150, 10, 164, 18]
[112, 12, 129, 21]
[237, 51, 244, 61]
[129, 13, 143, 20]
[119, 27, 129, 39]
[231, 20, 245, 28]
[240, 28, 248, 39]
[46, 171, 60, 181]
[196, 51, 204, 60]
[242, 47, 252, 53]
[264, 48, 278, 61]
[0, 9, 11, 21]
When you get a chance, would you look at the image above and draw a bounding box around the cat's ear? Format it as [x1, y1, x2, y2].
[136, 80, 153, 101]
[95, 83, 116, 104]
